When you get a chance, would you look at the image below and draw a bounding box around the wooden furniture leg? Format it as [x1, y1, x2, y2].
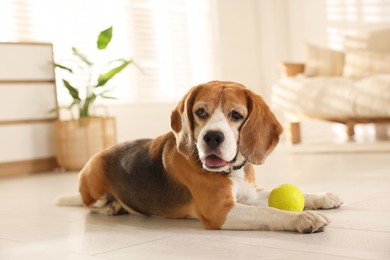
[285, 121, 301, 144]
[344, 122, 355, 140]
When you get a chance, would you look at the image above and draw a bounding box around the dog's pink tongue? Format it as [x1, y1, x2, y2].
[205, 155, 228, 167]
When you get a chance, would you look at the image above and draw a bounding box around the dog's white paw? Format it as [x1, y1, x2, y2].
[304, 193, 343, 210]
[293, 211, 330, 233]
[90, 201, 127, 216]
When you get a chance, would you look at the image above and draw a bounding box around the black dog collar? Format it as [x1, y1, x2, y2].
[232, 160, 246, 171]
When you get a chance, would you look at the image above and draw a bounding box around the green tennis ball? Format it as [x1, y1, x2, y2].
[268, 184, 305, 212]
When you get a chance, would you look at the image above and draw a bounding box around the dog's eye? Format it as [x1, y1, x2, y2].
[230, 110, 243, 122]
[195, 108, 207, 118]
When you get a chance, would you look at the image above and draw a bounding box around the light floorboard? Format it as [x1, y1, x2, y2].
[0, 145, 389, 259]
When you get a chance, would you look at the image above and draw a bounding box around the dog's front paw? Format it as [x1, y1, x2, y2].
[293, 211, 330, 233]
[304, 193, 343, 210]
[90, 201, 127, 216]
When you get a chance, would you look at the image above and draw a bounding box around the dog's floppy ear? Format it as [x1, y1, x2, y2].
[239, 89, 283, 165]
[170, 86, 200, 158]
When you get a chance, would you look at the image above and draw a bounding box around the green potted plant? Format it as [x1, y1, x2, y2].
[54, 26, 135, 171]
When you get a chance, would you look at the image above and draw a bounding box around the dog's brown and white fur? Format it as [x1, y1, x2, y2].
[61, 81, 342, 233]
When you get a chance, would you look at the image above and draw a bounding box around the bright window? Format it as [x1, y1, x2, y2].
[326, 0, 390, 50]
[0, 0, 217, 104]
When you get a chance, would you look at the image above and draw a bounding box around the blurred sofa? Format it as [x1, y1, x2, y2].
[272, 28, 390, 144]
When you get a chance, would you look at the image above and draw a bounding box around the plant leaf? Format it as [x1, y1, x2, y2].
[54, 63, 73, 73]
[67, 101, 78, 109]
[48, 107, 58, 114]
[63, 80, 81, 102]
[97, 26, 113, 50]
[132, 60, 145, 74]
[97, 89, 117, 99]
[72, 47, 93, 66]
[100, 95, 117, 99]
[97, 59, 133, 87]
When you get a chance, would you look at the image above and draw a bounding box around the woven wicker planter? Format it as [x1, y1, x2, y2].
[54, 117, 116, 171]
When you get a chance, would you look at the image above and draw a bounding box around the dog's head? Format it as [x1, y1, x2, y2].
[170, 81, 283, 172]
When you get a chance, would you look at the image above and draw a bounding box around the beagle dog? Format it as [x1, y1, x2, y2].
[75, 81, 342, 233]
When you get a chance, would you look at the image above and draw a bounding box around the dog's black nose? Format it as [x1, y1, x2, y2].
[203, 131, 225, 149]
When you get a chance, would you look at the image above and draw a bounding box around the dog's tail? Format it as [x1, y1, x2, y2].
[55, 193, 83, 207]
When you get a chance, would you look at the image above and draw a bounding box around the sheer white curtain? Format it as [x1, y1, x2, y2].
[0, 0, 217, 104]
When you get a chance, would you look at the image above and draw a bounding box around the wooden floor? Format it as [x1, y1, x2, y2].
[0, 145, 389, 259]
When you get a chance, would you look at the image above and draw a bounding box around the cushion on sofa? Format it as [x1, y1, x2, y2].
[304, 43, 345, 77]
[272, 75, 390, 118]
[343, 51, 390, 79]
[353, 75, 390, 117]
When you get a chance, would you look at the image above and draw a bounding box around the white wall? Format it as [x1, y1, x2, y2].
[287, 0, 328, 60]
[212, 0, 291, 100]
[108, 102, 174, 142]
[256, 0, 291, 99]
[213, 0, 263, 95]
